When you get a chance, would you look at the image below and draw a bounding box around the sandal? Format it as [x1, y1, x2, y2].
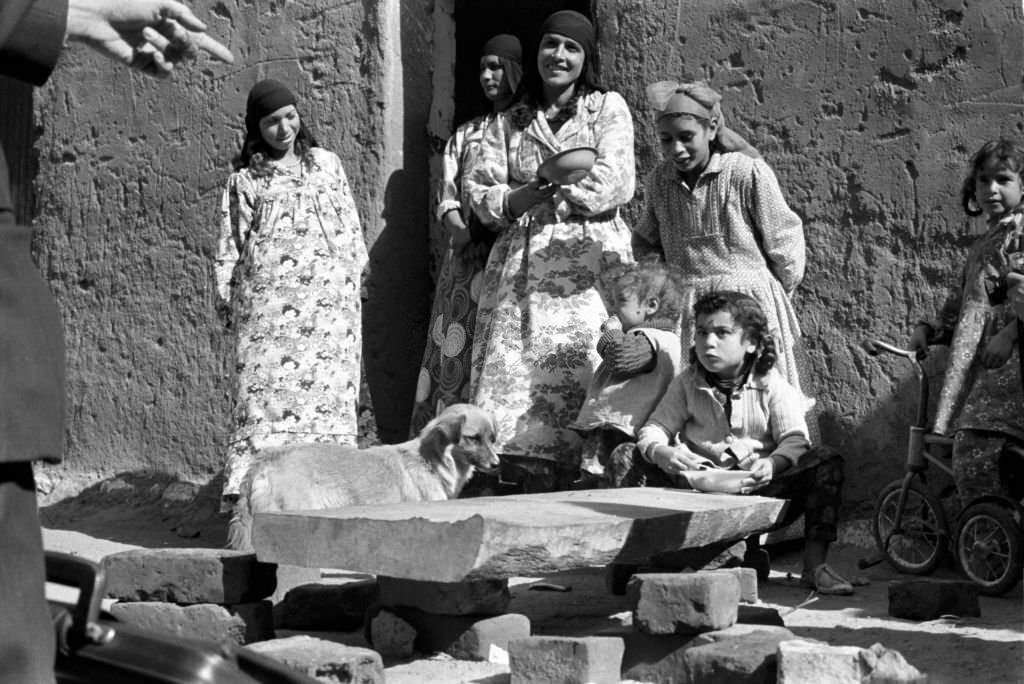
[801, 563, 854, 596]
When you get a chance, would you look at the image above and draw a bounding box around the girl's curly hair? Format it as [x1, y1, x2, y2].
[690, 290, 777, 377]
[603, 257, 686, 321]
[961, 138, 1024, 217]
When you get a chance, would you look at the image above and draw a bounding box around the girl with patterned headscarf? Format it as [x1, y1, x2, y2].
[408, 34, 523, 437]
[633, 80, 814, 412]
[216, 79, 368, 519]
[466, 10, 636, 492]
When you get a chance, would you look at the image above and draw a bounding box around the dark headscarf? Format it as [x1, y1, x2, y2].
[245, 79, 297, 137]
[481, 34, 523, 96]
[538, 10, 598, 85]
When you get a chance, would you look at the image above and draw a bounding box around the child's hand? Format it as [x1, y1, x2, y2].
[739, 458, 774, 494]
[651, 445, 704, 475]
[908, 323, 931, 354]
[601, 315, 623, 333]
[982, 325, 1016, 369]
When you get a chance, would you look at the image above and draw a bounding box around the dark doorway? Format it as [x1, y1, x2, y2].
[0, 77, 35, 225]
[451, 0, 592, 129]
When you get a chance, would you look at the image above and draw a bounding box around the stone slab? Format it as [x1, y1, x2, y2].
[109, 601, 273, 645]
[253, 488, 787, 582]
[102, 548, 277, 604]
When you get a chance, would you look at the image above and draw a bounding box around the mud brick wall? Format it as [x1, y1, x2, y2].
[13, 0, 1024, 512]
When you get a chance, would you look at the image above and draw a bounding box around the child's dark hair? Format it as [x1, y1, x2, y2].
[960, 138, 1024, 217]
[233, 118, 319, 177]
[691, 290, 777, 376]
[605, 258, 686, 322]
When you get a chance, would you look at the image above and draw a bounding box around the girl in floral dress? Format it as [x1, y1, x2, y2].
[408, 34, 522, 436]
[632, 81, 809, 399]
[466, 10, 635, 492]
[909, 138, 1024, 508]
[216, 79, 368, 509]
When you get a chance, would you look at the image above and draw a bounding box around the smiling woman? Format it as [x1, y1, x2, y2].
[465, 10, 636, 492]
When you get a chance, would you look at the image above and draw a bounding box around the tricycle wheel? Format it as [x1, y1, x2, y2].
[872, 479, 948, 575]
[956, 501, 1024, 596]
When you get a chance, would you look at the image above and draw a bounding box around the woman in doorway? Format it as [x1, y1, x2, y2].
[216, 79, 368, 512]
[409, 34, 522, 436]
[466, 10, 636, 492]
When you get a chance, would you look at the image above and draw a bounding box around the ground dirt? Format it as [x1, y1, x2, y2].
[41, 491, 1024, 684]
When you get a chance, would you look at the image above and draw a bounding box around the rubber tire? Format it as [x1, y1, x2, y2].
[956, 501, 1024, 596]
[872, 479, 949, 575]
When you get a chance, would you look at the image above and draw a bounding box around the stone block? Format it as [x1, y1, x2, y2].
[377, 576, 510, 615]
[411, 611, 530, 661]
[102, 548, 277, 604]
[777, 639, 867, 684]
[109, 601, 274, 645]
[509, 636, 624, 684]
[888, 579, 981, 621]
[860, 642, 927, 683]
[254, 488, 786, 581]
[711, 567, 758, 603]
[245, 635, 384, 683]
[367, 608, 416, 659]
[273, 580, 379, 631]
[628, 572, 740, 635]
[682, 630, 792, 683]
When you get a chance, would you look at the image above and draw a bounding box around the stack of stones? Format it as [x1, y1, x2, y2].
[366, 576, 531, 661]
[102, 548, 280, 645]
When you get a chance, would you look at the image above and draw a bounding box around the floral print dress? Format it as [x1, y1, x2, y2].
[466, 90, 636, 466]
[216, 147, 368, 499]
[408, 114, 496, 436]
[633, 152, 808, 398]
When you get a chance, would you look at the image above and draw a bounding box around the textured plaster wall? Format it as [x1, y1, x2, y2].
[23, 0, 433, 502]
[597, 0, 1024, 508]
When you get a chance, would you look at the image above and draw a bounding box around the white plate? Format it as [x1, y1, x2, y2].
[681, 469, 752, 494]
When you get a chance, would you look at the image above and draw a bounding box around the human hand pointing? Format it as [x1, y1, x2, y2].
[66, 0, 234, 77]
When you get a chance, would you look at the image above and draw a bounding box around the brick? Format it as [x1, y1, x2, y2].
[368, 608, 417, 659]
[509, 636, 624, 684]
[777, 639, 867, 684]
[273, 580, 378, 631]
[710, 567, 758, 603]
[683, 630, 792, 683]
[628, 572, 740, 635]
[860, 642, 927, 683]
[411, 612, 530, 661]
[108, 601, 272, 645]
[102, 548, 277, 604]
[245, 635, 384, 684]
[888, 579, 981, 621]
[377, 576, 509, 615]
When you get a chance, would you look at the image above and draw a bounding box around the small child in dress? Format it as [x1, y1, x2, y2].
[909, 138, 1024, 508]
[620, 291, 853, 594]
[570, 259, 686, 486]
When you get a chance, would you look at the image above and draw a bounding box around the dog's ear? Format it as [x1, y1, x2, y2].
[420, 409, 466, 457]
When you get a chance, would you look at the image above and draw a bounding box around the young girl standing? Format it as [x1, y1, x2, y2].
[408, 34, 522, 436]
[216, 79, 368, 510]
[628, 291, 852, 594]
[632, 81, 808, 399]
[909, 138, 1024, 508]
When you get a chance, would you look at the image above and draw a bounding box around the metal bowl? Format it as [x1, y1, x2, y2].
[537, 146, 598, 185]
[681, 469, 752, 494]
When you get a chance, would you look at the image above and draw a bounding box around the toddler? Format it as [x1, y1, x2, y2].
[571, 259, 686, 485]
[620, 291, 853, 595]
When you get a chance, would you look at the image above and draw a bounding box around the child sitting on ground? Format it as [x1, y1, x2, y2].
[614, 290, 853, 595]
[570, 259, 686, 487]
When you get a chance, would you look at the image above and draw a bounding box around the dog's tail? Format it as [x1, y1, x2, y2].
[225, 468, 255, 552]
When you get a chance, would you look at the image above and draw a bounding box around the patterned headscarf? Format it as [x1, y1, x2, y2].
[645, 80, 760, 159]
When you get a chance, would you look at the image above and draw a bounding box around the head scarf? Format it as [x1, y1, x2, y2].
[245, 79, 297, 136]
[481, 34, 523, 96]
[645, 80, 761, 159]
[538, 10, 598, 85]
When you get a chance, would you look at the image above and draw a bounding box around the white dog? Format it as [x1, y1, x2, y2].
[227, 404, 500, 551]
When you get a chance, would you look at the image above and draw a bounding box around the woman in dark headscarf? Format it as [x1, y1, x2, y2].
[216, 79, 368, 512]
[408, 34, 522, 436]
[465, 10, 636, 492]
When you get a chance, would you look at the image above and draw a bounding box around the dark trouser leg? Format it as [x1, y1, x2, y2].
[757, 446, 844, 545]
[953, 430, 1004, 510]
[0, 462, 55, 684]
